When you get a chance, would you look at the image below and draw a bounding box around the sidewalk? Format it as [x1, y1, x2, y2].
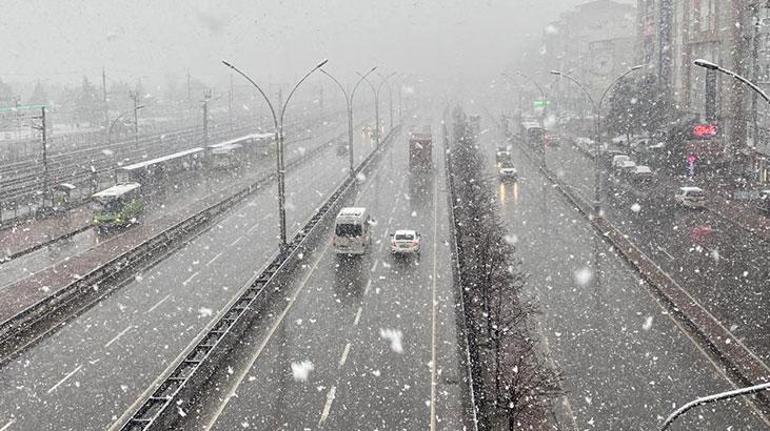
[0, 207, 91, 261]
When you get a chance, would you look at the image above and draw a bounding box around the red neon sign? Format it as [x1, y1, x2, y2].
[693, 123, 719, 139]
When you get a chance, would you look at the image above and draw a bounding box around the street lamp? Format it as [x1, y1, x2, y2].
[359, 71, 396, 148]
[222, 58, 328, 253]
[378, 72, 397, 130]
[502, 72, 547, 129]
[693, 59, 770, 104]
[551, 65, 643, 217]
[320, 66, 377, 178]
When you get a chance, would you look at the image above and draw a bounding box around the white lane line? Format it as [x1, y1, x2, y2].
[247, 223, 261, 234]
[338, 343, 351, 368]
[656, 245, 675, 260]
[318, 385, 337, 425]
[182, 271, 199, 286]
[370, 259, 379, 272]
[353, 307, 363, 326]
[47, 365, 83, 394]
[204, 240, 333, 429]
[104, 325, 134, 348]
[429, 172, 439, 431]
[206, 251, 223, 266]
[364, 279, 372, 296]
[230, 236, 242, 247]
[204, 138, 397, 430]
[147, 294, 170, 313]
[0, 419, 15, 431]
[387, 216, 393, 225]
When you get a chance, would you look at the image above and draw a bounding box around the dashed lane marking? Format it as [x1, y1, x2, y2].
[338, 343, 351, 368]
[47, 365, 83, 394]
[104, 325, 134, 348]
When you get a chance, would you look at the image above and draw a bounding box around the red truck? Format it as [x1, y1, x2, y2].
[409, 127, 433, 170]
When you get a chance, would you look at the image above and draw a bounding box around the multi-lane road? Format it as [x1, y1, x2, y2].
[191, 113, 465, 431]
[0, 117, 377, 430]
[1, 100, 768, 431]
[480, 113, 768, 430]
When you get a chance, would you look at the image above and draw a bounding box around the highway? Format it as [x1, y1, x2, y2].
[480, 115, 768, 430]
[191, 112, 465, 431]
[0, 118, 379, 430]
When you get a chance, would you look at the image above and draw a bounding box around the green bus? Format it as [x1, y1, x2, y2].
[91, 182, 144, 232]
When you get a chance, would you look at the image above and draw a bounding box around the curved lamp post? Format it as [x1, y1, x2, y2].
[359, 71, 396, 148]
[320, 66, 377, 178]
[502, 71, 547, 128]
[551, 65, 643, 217]
[222, 58, 328, 252]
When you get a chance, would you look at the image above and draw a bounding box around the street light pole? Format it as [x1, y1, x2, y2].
[359, 72, 396, 148]
[502, 72, 547, 129]
[551, 65, 643, 217]
[694, 58, 770, 183]
[129, 90, 141, 149]
[320, 66, 377, 178]
[223, 58, 328, 253]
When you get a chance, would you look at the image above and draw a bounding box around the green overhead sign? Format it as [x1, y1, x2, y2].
[0, 104, 46, 113]
[533, 100, 551, 108]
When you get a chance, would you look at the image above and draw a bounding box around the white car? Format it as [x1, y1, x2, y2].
[611, 154, 631, 168]
[675, 186, 706, 208]
[391, 229, 421, 256]
[616, 160, 637, 173]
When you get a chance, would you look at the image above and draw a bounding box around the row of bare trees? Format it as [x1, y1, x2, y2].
[447, 106, 562, 430]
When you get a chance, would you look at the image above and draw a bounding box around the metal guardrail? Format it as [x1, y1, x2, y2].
[0, 125, 352, 354]
[511, 127, 770, 418]
[115, 126, 401, 431]
[442, 121, 481, 431]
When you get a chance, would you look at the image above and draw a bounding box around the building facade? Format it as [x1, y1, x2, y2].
[638, 0, 770, 182]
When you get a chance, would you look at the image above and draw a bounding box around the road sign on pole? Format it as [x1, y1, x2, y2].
[533, 99, 551, 109]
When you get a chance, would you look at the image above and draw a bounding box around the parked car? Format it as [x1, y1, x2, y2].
[390, 229, 421, 256]
[755, 190, 770, 215]
[611, 154, 631, 168]
[628, 165, 653, 182]
[675, 186, 706, 208]
[615, 160, 637, 174]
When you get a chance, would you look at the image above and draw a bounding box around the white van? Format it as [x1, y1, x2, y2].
[333, 207, 372, 255]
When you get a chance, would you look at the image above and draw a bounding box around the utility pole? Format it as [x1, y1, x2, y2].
[203, 89, 212, 146]
[31, 106, 49, 206]
[102, 67, 108, 131]
[319, 85, 324, 119]
[229, 74, 234, 134]
[129, 90, 140, 149]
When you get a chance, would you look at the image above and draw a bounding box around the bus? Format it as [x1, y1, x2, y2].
[91, 182, 144, 232]
[333, 207, 372, 255]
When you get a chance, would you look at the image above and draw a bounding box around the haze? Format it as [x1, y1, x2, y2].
[2, 0, 629, 89]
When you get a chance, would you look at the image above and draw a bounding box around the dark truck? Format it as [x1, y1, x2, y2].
[409, 127, 433, 170]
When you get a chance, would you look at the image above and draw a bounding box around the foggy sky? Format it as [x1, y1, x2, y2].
[1, 0, 633, 91]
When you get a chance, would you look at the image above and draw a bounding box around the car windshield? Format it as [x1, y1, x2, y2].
[335, 223, 362, 237]
[395, 233, 414, 240]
